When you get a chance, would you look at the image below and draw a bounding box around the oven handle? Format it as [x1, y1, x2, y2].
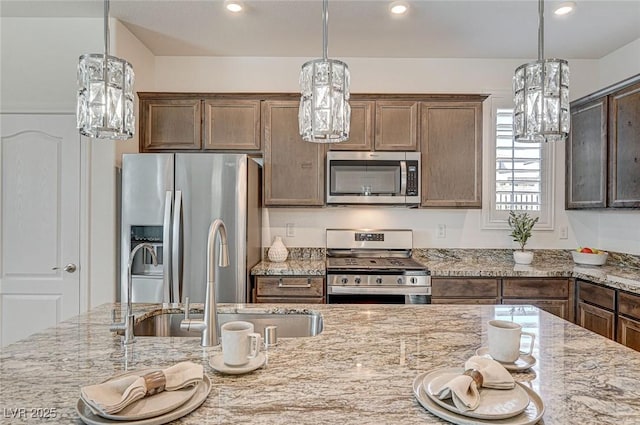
[328, 286, 431, 296]
[278, 278, 312, 289]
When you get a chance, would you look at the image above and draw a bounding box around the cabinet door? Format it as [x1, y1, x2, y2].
[578, 280, 616, 310]
[432, 278, 499, 298]
[566, 97, 608, 209]
[420, 102, 482, 207]
[609, 81, 640, 207]
[203, 99, 260, 150]
[503, 299, 571, 321]
[618, 316, 640, 351]
[374, 101, 418, 151]
[140, 98, 201, 151]
[262, 101, 326, 206]
[329, 100, 374, 151]
[577, 301, 615, 339]
[256, 277, 324, 297]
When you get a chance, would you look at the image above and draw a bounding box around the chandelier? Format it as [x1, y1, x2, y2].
[299, 0, 350, 143]
[77, 0, 135, 140]
[513, 0, 569, 143]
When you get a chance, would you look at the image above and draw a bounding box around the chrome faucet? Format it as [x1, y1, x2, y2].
[111, 243, 158, 345]
[180, 219, 229, 347]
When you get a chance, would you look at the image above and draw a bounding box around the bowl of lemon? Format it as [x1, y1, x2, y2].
[571, 247, 608, 266]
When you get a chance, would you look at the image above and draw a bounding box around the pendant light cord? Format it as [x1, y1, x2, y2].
[104, 0, 110, 57]
[322, 0, 328, 61]
[537, 0, 544, 61]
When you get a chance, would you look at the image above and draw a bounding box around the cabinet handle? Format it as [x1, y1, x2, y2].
[278, 278, 312, 288]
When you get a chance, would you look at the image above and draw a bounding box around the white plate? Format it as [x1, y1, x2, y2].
[209, 352, 265, 375]
[423, 368, 529, 420]
[76, 375, 211, 425]
[413, 371, 544, 425]
[475, 347, 537, 371]
[81, 369, 199, 421]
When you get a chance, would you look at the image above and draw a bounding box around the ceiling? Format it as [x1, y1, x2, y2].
[2, 0, 639, 59]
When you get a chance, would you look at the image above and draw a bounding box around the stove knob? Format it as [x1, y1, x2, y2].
[410, 277, 417, 284]
[376, 277, 383, 284]
[354, 277, 361, 284]
[397, 277, 404, 285]
[341, 277, 349, 284]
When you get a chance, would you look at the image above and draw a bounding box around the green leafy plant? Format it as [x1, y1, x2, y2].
[507, 211, 539, 251]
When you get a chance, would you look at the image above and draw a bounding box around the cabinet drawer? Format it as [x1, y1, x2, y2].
[432, 278, 499, 298]
[578, 301, 615, 339]
[618, 291, 640, 320]
[578, 281, 615, 310]
[502, 278, 570, 298]
[255, 297, 325, 304]
[432, 298, 498, 305]
[503, 299, 571, 321]
[256, 277, 324, 297]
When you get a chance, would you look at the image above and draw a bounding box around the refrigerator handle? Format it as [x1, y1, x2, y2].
[172, 190, 183, 303]
[163, 190, 173, 303]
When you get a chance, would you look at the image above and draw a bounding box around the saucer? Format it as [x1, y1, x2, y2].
[476, 347, 537, 371]
[209, 352, 265, 375]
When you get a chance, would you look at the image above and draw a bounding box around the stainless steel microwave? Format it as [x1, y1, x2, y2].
[326, 151, 421, 205]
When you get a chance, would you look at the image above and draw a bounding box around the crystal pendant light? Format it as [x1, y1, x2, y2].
[299, 0, 350, 143]
[513, 0, 569, 143]
[77, 0, 135, 140]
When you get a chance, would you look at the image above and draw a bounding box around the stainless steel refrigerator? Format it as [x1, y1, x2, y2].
[120, 153, 262, 304]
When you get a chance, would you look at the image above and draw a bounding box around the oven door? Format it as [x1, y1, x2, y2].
[327, 285, 431, 304]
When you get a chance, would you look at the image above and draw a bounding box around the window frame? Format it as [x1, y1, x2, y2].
[482, 93, 555, 230]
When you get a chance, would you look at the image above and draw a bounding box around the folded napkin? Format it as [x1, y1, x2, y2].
[81, 361, 203, 416]
[431, 356, 515, 412]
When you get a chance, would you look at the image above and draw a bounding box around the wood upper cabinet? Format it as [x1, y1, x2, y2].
[203, 99, 261, 150]
[502, 278, 575, 322]
[420, 102, 483, 208]
[329, 100, 375, 151]
[262, 100, 326, 206]
[608, 80, 640, 207]
[566, 74, 640, 209]
[374, 100, 418, 151]
[566, 96, 608, 209]
[139, 96, 201, 151]
[577, 280, 616, 339]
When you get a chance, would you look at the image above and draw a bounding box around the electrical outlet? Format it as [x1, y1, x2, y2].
[286, 223, 295, 237]
[437, 224, 446, 238]
[559, 226, 568, 239]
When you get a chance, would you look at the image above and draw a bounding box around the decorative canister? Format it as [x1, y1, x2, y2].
[268, 236, 288, 263]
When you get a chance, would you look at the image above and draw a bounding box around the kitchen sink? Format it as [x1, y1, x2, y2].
[128, 311, 323, 338]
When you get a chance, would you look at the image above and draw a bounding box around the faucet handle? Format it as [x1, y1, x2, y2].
[184, 297, 190, 320]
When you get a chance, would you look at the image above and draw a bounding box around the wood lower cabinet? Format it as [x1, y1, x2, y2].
[576, 280, 616, 339]
[431, 278, 500, 304]
[203, 99, 260, 150]
[262, 100, 326, 206]
[254, 276, 325, 303]
[420, 101, 483, 208]
[375, 100, 418, 151]
[617, 291, 640, 350]
[139, 96, 201, 151]
[502, 278, 574, 322]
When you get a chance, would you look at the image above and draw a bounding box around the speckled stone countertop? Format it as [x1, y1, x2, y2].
[2, 303, 640, 424]
[252, 249, 640, 294]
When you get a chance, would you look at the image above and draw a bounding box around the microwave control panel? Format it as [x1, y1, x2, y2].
[406, 161, 419, 196]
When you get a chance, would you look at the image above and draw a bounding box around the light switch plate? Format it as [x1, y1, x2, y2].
[437, 224, 446, 238]
[286, 223, 295, 237]
[559, 226, 568, 239]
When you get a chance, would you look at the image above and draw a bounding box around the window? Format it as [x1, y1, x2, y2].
[483, 94, 555, 230]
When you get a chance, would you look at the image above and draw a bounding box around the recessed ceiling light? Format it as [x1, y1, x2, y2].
[224, 0, 244, 13]
[554, 1, 576, 16]
[389, 1, 409, 15]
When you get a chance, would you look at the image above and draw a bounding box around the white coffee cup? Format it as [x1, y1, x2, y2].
[221, 321, 261, 367]
[487, 320, 536, 363]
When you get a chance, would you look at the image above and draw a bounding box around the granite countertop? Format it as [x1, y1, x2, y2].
[252, 249, 640, 294]
[2, 303, 640, 424]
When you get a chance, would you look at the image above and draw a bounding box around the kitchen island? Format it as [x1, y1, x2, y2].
[2, 303, 640, 424]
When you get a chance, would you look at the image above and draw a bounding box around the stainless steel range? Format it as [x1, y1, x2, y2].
[326, 229, 431, 304]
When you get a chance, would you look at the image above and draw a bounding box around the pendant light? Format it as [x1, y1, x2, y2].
[513, 0, 569, 143]
[299, 0, 350, 143]
[77, 0, 135, 140]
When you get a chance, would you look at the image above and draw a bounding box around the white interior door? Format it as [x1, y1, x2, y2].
[0, 113, 80, 347]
